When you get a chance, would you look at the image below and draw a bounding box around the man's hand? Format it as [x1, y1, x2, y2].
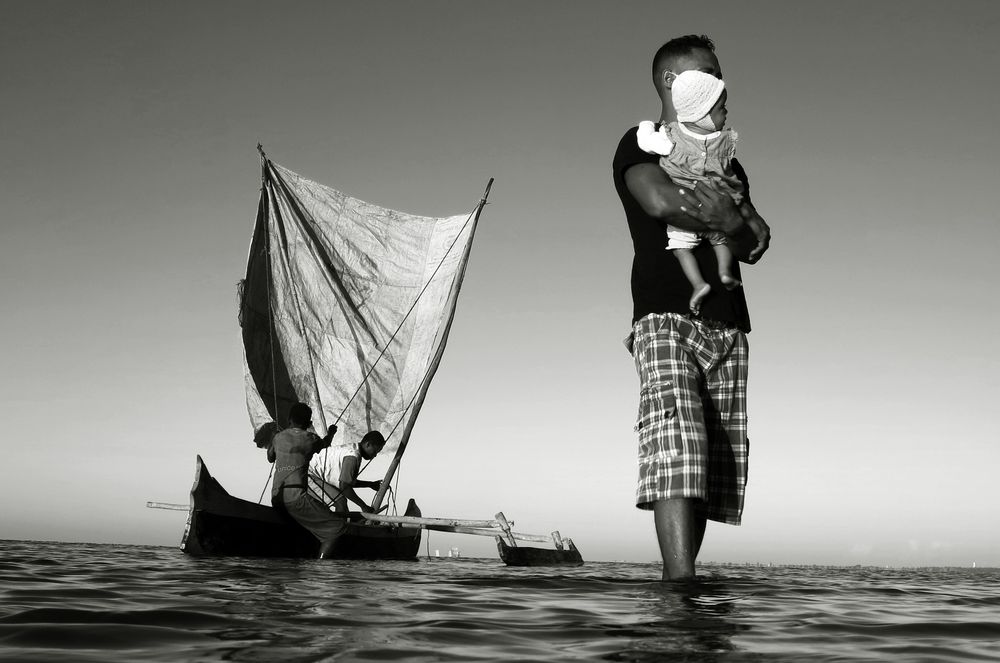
[625, 164, 708, 233]
[739, 201, 770, 264]
[725, 204, 771, 264]
[319, 424, 338, 449]
[678, 183, 744, 235]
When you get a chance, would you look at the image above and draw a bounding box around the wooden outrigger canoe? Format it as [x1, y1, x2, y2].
[181, 456, 421, 559]
[173, 456, 583, 565]
[173, 163, 581, 565]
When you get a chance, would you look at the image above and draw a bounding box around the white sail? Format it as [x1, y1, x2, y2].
[239, 159, 482, 464]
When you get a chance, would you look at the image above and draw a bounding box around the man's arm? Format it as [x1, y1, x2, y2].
[310, 425, 338, 454]
[728, 199, 771, 264]
[727, 158, 770, 263]
[624, 163, 745, 235]
[338, 456, 374, 513]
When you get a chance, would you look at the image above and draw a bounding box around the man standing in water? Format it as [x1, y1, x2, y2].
[612, 35, 770, 580]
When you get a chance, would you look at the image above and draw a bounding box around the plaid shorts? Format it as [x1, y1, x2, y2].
[630, 313, 749, 525]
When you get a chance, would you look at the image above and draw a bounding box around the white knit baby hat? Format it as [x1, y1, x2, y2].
[672, 70, 726, 123]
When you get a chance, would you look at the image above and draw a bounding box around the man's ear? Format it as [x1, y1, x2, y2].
[662, 69, 676, 90]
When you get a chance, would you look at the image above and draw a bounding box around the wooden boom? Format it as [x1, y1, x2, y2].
[361, 513, 555, 543]
[147, 501, 188, 511]
[361, 514, 505, 528]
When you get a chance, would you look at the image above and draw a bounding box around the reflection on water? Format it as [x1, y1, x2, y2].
[627, 581, 745, 659]
[1, 540, 999, 662]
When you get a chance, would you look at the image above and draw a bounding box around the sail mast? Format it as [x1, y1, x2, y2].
[371, 178, 493, 512]
[256, 144, 280, 424]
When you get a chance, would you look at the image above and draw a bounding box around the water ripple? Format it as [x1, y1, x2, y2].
[1, 540, 998, 662]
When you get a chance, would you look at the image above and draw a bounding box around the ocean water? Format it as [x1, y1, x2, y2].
[1, 540, 998, 662]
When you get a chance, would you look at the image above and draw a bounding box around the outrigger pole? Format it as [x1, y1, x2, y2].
[360, 512, 561, 543]
[360, 511, 583, 566]
[146, 501, 187, 511]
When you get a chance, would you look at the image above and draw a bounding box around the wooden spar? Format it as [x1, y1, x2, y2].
[369, 437, 407, 514]
[370, 176, 495, 513]
[361, 514, 504, 528]
[146, 501, 187, 511]
[426, 526, 554, 543]
[495, 511, 516, 546]
[360, 513, 555, 543]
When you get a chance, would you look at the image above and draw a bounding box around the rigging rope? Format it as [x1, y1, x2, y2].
[257, 463, 274, 504]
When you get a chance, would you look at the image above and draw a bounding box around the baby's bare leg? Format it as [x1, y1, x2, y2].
[673, 248, 711, 315]
[713, 243, 742, 290]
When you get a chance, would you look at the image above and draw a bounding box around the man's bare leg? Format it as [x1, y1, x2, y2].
[654, 498, 707, 581]
[318, 517, 348, 559]
[318, 537, 336, 559]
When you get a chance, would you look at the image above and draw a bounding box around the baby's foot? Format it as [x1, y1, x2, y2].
[689, 284, 711, 315]
[720, 274, 742, 291]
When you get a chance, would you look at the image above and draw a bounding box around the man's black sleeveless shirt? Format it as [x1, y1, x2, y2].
[613, 126, 751, 332]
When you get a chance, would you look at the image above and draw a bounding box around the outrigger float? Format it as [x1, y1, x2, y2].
[152, 151, 582, 566]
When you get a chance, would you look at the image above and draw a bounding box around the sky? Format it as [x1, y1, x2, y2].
[2, 0, 999, 567]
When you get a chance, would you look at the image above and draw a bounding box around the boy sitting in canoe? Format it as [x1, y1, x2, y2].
[310, 431, 386, 513]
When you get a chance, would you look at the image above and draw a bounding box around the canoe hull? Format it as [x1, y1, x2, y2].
[181, 455, 421, 559]
[496, 537, 584, 567]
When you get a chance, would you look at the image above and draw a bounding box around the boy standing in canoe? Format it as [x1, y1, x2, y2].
[267, 402, 345, 558]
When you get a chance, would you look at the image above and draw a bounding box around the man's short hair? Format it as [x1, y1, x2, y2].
[288, 402, 313, 427]
[651, 34, 716, 82]
[361, 430, 386, 448]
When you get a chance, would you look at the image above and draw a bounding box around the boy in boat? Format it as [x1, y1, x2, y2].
[267, 402, 345, 558]
[310, 431, 386, 513]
